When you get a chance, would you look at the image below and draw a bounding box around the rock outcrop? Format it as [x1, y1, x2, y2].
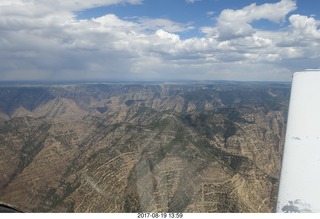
[0, 82, 290, 212]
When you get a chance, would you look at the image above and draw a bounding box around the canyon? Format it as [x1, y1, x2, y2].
[0, 81, 290, 212]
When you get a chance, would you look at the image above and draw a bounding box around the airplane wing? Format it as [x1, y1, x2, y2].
[277, 69, 320, 213]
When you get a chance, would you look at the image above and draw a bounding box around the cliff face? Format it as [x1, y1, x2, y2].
[0, 82, 290, 212]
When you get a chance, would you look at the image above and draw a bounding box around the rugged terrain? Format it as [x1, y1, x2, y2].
[0, 81, 290, 212]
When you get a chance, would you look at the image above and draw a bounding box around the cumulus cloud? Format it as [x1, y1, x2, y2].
[0, 0, 320, 81]
[0, 0, 144, 81]
[155, 29, 180, 42]
[203, 0, 297, 40]
[289, 14, 320, 39]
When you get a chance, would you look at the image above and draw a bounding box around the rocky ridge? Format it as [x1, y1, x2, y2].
[0, 82, 290, 212]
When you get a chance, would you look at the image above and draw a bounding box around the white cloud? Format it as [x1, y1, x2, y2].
[155, 29, 180, 42]
[219, 0, 296, 24]
[186, 0, 201, 4]
[207, 0, 297, 40]
[0, 0, 320, 82]
[0, 0, 143, 12]
[136, 17, 194, 33]
[289, 14, 320, 39]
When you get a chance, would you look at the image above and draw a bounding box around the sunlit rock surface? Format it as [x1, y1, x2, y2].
[0, 81, 290, 212]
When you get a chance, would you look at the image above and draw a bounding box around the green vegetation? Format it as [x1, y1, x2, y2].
[0, 82, 290, 212]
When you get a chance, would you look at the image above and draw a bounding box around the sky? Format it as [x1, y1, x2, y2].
[1, 0, 320, 82]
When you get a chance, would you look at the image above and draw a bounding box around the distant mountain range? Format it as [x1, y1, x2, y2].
[0, 81, 290, 212]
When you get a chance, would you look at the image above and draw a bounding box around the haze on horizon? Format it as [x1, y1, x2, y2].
[1, 0, 320, 82]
